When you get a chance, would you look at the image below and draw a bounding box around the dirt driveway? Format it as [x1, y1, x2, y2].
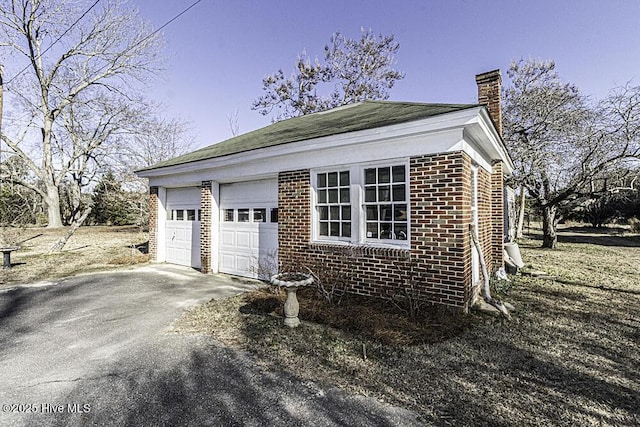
[0, 264, 421, 426]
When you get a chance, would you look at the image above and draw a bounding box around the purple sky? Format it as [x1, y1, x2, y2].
[136, 0, 640, 148]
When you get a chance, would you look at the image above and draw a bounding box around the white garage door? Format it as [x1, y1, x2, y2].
[165, 187, 201, 269]
[219, 179, 278, 279]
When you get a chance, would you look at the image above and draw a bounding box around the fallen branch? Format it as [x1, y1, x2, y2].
[470, 224, 511, 319]
[49, 207, 92, 253]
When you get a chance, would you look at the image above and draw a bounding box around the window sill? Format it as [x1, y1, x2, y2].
[308, 241, 410, 259]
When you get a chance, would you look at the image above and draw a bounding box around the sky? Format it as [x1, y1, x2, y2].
[102, 0, 640, 148]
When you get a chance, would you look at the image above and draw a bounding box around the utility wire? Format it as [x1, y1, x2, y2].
[6, 0, 203, 86]
[5, 0, 102, 85]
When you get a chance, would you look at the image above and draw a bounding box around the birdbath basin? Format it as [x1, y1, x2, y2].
[271, 272, 313, 328]
[0, 246, 20, 270]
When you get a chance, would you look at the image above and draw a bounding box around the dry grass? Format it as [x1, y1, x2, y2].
[0, 225, 149, 287]
[175, 226, 640, 426]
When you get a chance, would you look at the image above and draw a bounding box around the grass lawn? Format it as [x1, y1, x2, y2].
[0, 226, 149, 287]
[175, 227, 640, 426]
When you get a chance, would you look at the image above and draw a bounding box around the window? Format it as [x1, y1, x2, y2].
[253, 208, 266, 223]
[316, 171, 351, 238]
[364, 165, 407, 241]
[223, 209, 234, 222]
[237, 209, 250, 222]
[313, 162, 409, 246]
[187, 209, 196, 221]
[270, 208, 279, 223]
[176, 210, 184, 221]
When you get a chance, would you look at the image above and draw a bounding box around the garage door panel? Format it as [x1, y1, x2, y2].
[220, 230, 235, 247]
[236, 231, 251, 249]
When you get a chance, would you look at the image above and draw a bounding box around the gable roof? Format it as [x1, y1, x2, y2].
[138, 101, 479, 172]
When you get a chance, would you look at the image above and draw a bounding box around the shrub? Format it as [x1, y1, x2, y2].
[630, 217, 640, 233]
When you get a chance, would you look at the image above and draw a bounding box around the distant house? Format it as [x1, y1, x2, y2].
[136, 70, 514, 311]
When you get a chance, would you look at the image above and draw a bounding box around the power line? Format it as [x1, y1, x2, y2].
[5, 0, 102, 85]
[5, 0, 204, 86]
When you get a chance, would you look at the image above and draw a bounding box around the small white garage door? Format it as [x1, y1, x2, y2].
[165, 187, 201, 269]
[219, 179, 278, 279]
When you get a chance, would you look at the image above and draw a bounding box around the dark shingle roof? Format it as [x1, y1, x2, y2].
[138, 101, 478, 172]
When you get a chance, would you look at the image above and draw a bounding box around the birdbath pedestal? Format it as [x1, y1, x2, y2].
[0, 247, 19, 270]
[271, 273, 314, 328]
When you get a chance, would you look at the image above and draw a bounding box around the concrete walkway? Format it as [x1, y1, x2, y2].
[0, 264, 422, 426]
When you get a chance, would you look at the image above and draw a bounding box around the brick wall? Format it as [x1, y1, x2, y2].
[277, 151, 502, 311]
[200, 181, 212, 273]
[148, 186, 158, 262]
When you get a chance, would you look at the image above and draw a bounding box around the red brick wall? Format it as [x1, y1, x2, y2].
[200, 181, 212, 273]
[149, 186, 158, 261]
[277, 151, 506, 311]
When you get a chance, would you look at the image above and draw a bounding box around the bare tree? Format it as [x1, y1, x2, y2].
[0, 0, 163, 228]
[252, 28, 404, 122]
[503, 59, 640, 248]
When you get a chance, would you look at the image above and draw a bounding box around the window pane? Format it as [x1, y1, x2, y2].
[340, 171, 349, 186]
[319, 206, 328, 220]
[187, 209, 196, 221]
[380, 223, 393, 239]
[340, 188, 350, 203]
[392, 184, 406, 201]
[330, 206, 340, 220]
[328, 172, 338, 187]
[365, 187, 376, 202]
[366, 205, 378, 220]
[341, 206, 351, 220]
[270, 208, 278, 223]
[394, 204, 407, 221]
[330, 222, 340, 236]
[365, 168, 376, 184]
[318, 189, 327, 203]
[392, 165, 405, 182]
[317, 173, 327, 188]
[342, 222, 351, 237]
[198, 210, 202, 221]
[366, 222, 378, 238]
[319, 222, 328, 236]
[238, 209, 250, 222]
[395, 224, 408, 240]
[378, 167, 391, 183]
[176, 210, 184, 220]
[380, 205, 393, 221]
[223, 209, 234, 222]
[253, 208, 266, 222]
[378, 186, 391, 202]
[328, 189, 338, 203]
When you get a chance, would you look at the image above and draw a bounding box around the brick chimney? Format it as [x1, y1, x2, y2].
[475, 69, 502, 136]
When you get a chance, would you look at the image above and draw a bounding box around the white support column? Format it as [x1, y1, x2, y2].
[211, 181, 220, 273]
[157, 187, 167, 262]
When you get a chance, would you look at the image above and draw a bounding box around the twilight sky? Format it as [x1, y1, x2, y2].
[135, 0, 640, 149]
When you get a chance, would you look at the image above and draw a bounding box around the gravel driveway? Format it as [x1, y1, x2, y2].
[0, 264, 422, 426]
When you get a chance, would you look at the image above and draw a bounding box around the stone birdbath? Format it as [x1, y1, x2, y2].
[0, 246, 20, 270]
[271, 272, 314, 328]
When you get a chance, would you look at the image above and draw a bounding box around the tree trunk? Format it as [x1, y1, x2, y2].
[541, 205, 558, 249]
[44, 183, 63, 228]
[516, 186, 526, 239]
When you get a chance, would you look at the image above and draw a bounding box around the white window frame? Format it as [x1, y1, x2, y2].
[311, 159, 410, 248]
